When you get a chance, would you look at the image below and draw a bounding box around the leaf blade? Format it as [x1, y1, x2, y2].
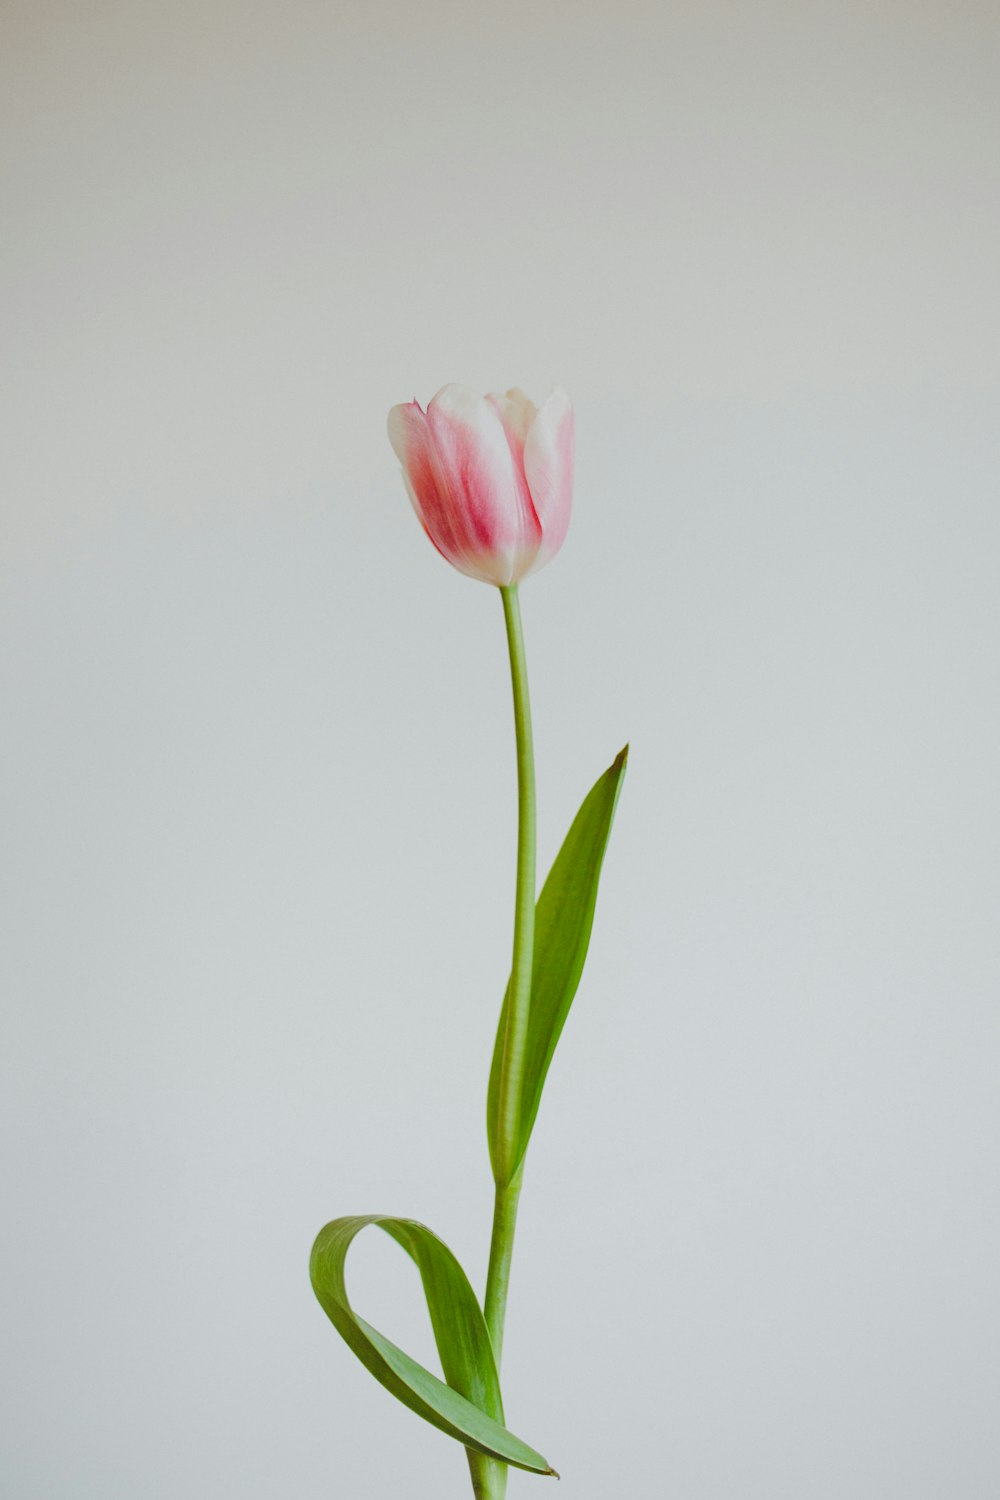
[309, 1214, 553, 1475]
[488, 746, 628, 1179]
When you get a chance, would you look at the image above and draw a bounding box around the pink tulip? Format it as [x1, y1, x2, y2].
[387, 384, 574, 586]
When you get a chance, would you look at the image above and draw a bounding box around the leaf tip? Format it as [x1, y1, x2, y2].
[545, 1466, 561, 1479]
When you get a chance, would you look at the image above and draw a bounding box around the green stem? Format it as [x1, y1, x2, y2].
[476, 586, 536, 1500]
[484, 1171, 523, 1367]
[484, 584, 536, 1350]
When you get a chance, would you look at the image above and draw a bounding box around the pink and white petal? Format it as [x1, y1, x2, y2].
[523, 386, 574, 572]
[426, 384, 541, 583]
[485, 387, 540, 536]
[388, 400, 474, 573]
[486, 388, 538, 452]
[397, 470, 495, 582]
[387, 402, 439, 521]
[487, 387, 542, 526]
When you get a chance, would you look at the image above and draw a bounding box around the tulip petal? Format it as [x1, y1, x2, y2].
[425, 385, 542, 586]
[523, 387, 574, 574]
[485, 388, 541, 557]
[387, 401, 462, 557]
[486, 388, 537, 451]
[389, 399, 496, 579]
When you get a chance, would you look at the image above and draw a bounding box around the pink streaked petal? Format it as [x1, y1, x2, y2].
[387, 401, 440, 523]
[523, 386, 574, 573]
[403, 459, 527, 585]
[425, 384, 541, 578]
[388, 398, 483, 574]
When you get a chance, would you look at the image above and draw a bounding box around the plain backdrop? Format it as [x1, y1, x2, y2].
[2, 1, 999, 1496]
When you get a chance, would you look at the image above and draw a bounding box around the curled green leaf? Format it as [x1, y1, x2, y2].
[309, 1215, 554, 1480]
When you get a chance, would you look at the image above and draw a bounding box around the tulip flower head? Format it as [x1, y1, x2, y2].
[387, 384, 574, 586]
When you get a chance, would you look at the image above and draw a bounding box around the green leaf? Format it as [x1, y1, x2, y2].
[309, 1215, 554, 1479]
[488, 746, 628, 1181]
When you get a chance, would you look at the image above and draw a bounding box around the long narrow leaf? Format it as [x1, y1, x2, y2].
[310, 1215, 554, 1476]
[488, 746, 628, 1180]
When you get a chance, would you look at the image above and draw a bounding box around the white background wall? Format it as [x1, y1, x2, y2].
[2, 1, 998, 1495]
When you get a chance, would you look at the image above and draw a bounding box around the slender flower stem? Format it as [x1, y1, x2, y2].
[484, 1170, 523, 1367]
[484, 585, 536, 1352]
[491, 586, 537, 1191]
[475, 585, 536, 1500]
[473, 1171, 523, 1500]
